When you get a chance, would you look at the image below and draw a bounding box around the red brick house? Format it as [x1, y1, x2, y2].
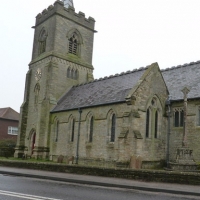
[0, 107, 19, 141]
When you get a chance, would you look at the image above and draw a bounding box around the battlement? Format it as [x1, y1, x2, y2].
[35, 0, 95, 30]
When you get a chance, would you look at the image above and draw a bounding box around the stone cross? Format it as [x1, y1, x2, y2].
[181, 87, 190, 147]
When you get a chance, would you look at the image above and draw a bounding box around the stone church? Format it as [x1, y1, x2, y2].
[15, 0, 200, 169]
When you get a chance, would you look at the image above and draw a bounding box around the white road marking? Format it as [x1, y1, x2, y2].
[0, 190, 62, 200]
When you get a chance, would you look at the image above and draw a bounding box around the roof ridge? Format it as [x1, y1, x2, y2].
[73, 65, 150, 88]
[161, 60, 200, 72]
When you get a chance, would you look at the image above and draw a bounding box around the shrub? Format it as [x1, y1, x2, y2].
[0, 139, 16, 158]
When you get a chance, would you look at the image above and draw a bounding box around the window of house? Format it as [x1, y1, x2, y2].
[174, 108, 184, 127]
[89, 116, 94, 142]
[8, 126, 18, 135]
[111, 114, 116, 142]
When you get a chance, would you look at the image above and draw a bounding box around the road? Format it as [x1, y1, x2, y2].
[0, 174, 199, 200]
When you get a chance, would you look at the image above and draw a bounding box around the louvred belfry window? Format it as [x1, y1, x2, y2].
[69, 34, 78, 55]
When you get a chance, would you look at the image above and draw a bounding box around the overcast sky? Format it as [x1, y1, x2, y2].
[1, 0, 200, 112]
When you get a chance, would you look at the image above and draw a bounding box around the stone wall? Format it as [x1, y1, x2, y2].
[0, 160, 200, 185]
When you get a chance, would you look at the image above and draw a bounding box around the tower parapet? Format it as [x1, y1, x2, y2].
[35, 0, 95, 31]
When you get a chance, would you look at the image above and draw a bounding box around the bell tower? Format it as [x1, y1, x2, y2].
[15, 0, 96, 158]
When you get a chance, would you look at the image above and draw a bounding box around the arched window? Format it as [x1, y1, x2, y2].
[111, 114, 116, 142]
[71, 69, 74, 79]
[55, 120, 59, 142]
[154, 111, 158, 138]
[38, 28, 48, 55]
[67, 29, 83, 57]
[71, 119, 75, 142]
[34, 84, 40, 105]
[67, 67, 71, 78]
[89, 116, 94, 142]
[74, 69, 78, 79]
[145, 97, 162, 139]
[146, 108, 150, 138]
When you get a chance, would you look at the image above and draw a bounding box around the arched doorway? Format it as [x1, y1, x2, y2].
[29, 130, 36, 155]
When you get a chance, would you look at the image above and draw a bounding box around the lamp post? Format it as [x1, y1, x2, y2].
[165, 96, 171, 168]
[75, 108, 82, 164]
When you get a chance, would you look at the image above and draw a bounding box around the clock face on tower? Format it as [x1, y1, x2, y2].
[35, 68, 42, 81]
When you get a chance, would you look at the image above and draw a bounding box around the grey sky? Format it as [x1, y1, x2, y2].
[1, 0, 200, 112]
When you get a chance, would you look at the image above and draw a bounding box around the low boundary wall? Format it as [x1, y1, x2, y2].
[0, 160, 200, 185]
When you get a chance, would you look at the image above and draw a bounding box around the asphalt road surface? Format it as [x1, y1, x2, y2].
[0, 174, 198, 200]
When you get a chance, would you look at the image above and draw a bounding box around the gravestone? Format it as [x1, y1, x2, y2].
[57, 155, 64, 163]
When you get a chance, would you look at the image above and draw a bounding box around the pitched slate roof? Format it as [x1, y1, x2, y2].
[52, 60, 200, 112]
[52, 67, 146, 112]
[162, 60, 200, 101]
[0, 107, 19, 121]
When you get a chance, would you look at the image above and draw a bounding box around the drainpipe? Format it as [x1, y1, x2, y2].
[75, 108, 82, 164]
[165, 96, 171, 169]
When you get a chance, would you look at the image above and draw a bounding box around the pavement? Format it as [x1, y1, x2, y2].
[0, 166, 200, 197]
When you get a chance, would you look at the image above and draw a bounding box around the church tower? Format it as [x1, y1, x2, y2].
[15, 0, 96, 158]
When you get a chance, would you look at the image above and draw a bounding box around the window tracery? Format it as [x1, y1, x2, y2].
[145, 97, 161, 139]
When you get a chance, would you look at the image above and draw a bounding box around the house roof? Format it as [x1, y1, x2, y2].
[52, 60, 200, 113]
[0, 107, 20, 121]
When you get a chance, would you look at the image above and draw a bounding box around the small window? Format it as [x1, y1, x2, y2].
[8, 127, 18, 135]
[174, 109, 184, 127]
[111, 114, 116, 142]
